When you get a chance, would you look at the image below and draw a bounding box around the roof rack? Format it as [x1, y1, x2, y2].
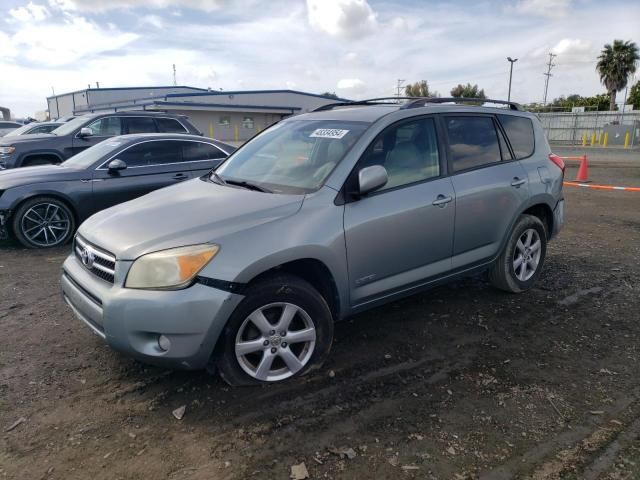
[401, 97, 522, 111]
[314, 96, 522, 112]
[312, 97, 421, 112]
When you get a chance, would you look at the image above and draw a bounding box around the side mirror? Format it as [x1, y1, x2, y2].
[78, 127, 93, 138]
[358, 165, 388, 196]
[107, 159, 127, 172]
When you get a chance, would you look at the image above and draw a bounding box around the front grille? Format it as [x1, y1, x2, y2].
[74, 235, 116, 284]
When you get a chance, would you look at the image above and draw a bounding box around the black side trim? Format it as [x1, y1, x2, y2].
[196, 276, 246, 294]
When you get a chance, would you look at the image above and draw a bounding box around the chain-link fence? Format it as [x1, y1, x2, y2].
[536, 110, 640, 146]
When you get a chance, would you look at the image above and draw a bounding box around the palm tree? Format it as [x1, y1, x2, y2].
[596, 40, 639, 111]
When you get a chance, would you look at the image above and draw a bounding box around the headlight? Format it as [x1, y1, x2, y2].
[125, 244, 219, 289]
[0, 146, 15, 155]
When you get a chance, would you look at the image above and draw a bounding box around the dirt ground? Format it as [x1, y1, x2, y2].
[1, 148, 639, 480]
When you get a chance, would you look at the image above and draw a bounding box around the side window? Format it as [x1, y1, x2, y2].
[116, 141, 183, 167]
[498, 115, 535, 159]
[445, 116, 501, 172]
[182, 142, 226, 162]
[155, 118, 187, 133]
[360, 117, 440, 191]
[85, 117, 122, 136]
[124, 117, 157, 134]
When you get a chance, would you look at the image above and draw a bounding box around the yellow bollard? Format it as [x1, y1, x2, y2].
[590, 132, 596, 146]
[234, 125, 239, 142]
[582, 132, 587, 146]
[603, 132, 609, 147]
[598, 132, 603, 145]
[624, 132, 630, 148]
[208, 123, 214, 138]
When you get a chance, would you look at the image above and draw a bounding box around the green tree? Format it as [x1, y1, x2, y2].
[550, 93, 611, 111]
[404, 80, 437, 97]
[450, 83, 486, 99]
[320, 91, 340, 99]
[627, 80, 640, 110]
[596, 39, 639, 111]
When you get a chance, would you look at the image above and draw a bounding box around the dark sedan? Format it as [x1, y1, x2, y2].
[0, 133, 234, 248]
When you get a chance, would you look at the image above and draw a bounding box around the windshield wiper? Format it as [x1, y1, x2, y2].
[224, 179, 272, 193]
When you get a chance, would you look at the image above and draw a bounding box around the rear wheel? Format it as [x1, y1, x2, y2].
[216, 274, 334, 386]
[12, 196, 75, 249]
[489, 214, 547, 293]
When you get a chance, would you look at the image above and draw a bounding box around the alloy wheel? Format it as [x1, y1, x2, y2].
[20, 202, 71, 247]
[513, 228, 541, 281]
[234, 302, 317, 382]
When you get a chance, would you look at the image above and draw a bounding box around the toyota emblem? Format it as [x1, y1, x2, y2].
[80, 246, 95, 269]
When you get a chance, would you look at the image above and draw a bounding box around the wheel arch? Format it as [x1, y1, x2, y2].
[18, 151, 65, 167]
[241, 257, 343, 323]
[10, 192, 78, 234]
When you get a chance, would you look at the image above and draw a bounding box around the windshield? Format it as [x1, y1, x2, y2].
[61, 139, 125, 169]
[215, 120, 368, 194]
[4, 124, 33, 137]
[50, 115, 91, 136]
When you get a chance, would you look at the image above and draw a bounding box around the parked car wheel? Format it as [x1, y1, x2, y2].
[12, 196, 75, 249]
[216, 274, 334, 386]
[488, 214, 547, 293]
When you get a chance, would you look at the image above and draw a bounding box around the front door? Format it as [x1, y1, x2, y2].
[70, 116, 122, 156]
[90, 139, 190, 214]
[343, 116, 456, 306]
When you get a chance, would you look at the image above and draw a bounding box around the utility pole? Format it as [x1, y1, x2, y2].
[396, 79, 405, 99]
[173, 64, 177, 86]
[542, 52, 557, 106]
[507, 57, 518, 102]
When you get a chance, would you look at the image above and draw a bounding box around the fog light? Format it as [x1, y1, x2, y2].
[158, 334, 171, 352]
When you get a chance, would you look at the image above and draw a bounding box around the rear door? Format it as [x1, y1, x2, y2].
[70, 116, 122, 155]
[179, 140, 228, 176]
[90, 140, 190, 214]
[442, 115, 529, 269]
[344, 116, 456, 306]
[122, 117, 158, 134]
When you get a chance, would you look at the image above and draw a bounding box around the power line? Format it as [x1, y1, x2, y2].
[543, 52, 557, 106]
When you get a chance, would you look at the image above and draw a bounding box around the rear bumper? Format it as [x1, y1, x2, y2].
[61, 253, 244, 370]
[551, 198, 565, 238]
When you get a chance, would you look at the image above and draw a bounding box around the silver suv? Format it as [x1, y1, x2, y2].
[61, 98, 565, 386]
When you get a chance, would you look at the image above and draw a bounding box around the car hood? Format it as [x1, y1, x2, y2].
[0, 133, 57, 146]
[79, 178, 305, 260]
[0, 165, 85, 189]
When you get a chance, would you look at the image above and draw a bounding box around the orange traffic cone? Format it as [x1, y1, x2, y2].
[575, 155, 589, 182]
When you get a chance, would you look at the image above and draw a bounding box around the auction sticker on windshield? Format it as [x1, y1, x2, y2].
[310, 129, 350, 139]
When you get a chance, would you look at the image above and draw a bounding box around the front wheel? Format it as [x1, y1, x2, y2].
[216, 274, 334, 386]
[489, 214, 547, 293]
[12, 196, 76, 249]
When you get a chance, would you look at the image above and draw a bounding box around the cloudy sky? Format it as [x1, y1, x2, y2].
[0, 0, 638, 117]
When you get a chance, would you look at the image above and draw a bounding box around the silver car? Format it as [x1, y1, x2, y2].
[61, 98, 565, 385]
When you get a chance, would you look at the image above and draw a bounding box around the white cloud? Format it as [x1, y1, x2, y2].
[389, 16, 408, 31]
[551, 38, 592, 57]
[285, 81, 298, 89]
[9, 15, 138, 67]
[306, 0, 377, 38]
[8, 2, 50, 22]
[337, 78, 365, 93]
[513, 0, 572, 18]
[140, 14, 164, 29]
[48, 0, 228, 12]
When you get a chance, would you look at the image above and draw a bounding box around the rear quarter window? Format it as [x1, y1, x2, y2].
[498, 115, 535, 159]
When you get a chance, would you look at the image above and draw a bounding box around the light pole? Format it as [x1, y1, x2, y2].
[507, 57, 518, 102]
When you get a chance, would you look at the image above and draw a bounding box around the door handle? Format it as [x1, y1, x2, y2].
[511, 177, 526, 187]
[172, 173, 188, 181]
[432, 195, 453, 207]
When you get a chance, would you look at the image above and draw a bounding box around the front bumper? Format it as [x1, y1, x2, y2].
[61, 253, 244, 370]
[0, 210, 10, 240]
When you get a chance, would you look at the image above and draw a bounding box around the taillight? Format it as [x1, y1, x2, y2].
[549, 153, 565, 174]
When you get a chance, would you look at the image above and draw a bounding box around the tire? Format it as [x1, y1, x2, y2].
[488, 214, 547, 293]
[12, 196, 76, 249]
[216, 273, 334, 386]
[22, 156, 59, 167]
